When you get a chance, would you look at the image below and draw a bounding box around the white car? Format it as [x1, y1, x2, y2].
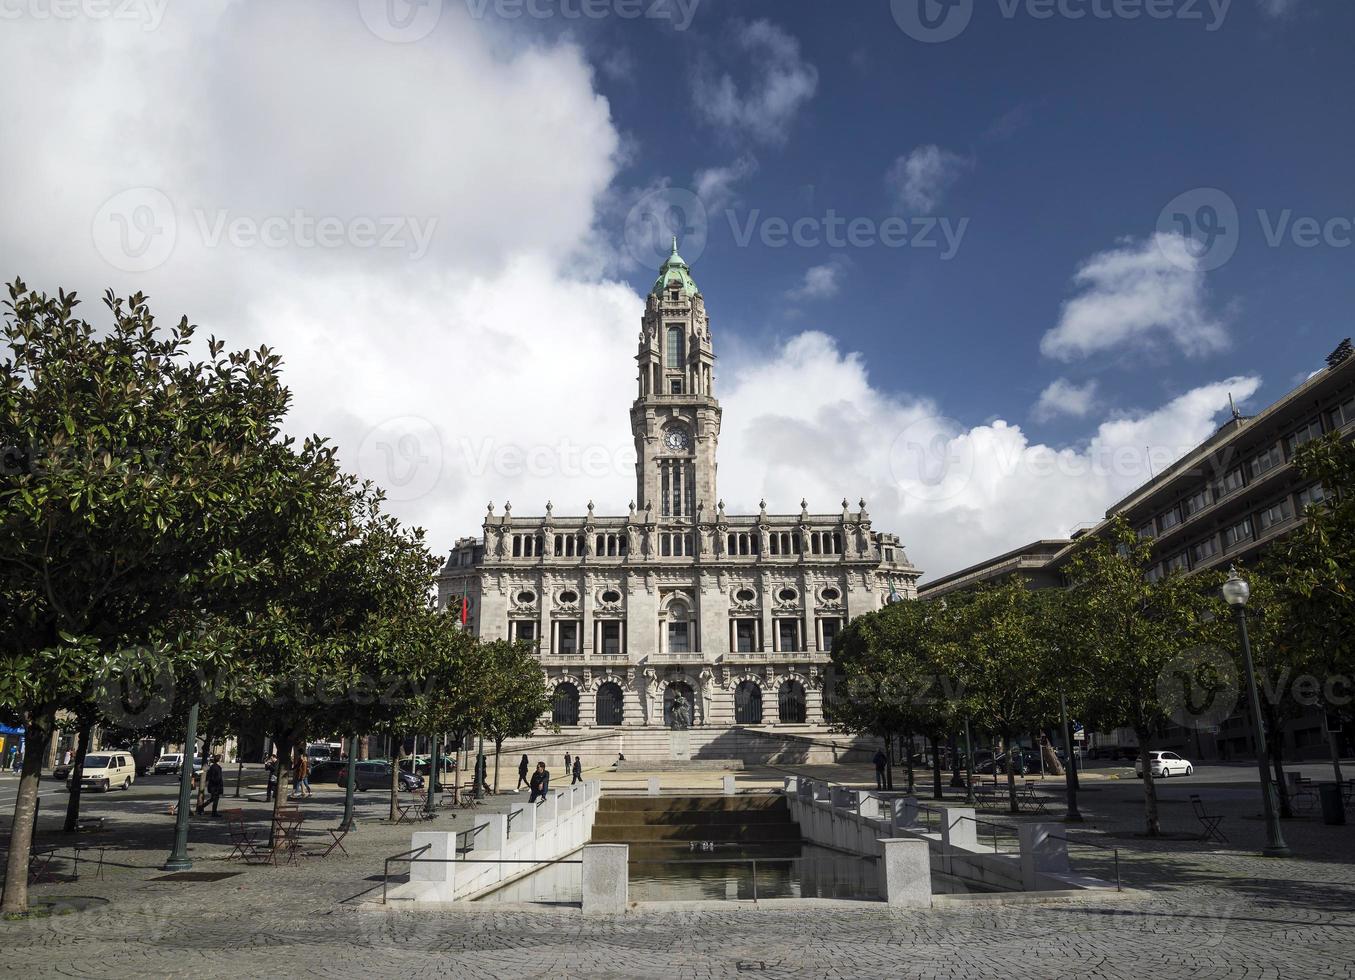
[71, 752, 136, 792]
[1135, 750, 1194, 778]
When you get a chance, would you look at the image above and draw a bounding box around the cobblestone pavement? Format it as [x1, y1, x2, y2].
[2, 765, 1354, 979]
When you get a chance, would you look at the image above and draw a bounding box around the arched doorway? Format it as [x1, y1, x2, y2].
[734, 680, 763, 724]
[778, 680, 806, 724]
[663, 682, 695, 728]
[595, 681, 624, 726]
[552, 682, 580, 726]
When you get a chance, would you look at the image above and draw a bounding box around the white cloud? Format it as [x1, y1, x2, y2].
[1039, 233, 1230, 362]
[691, 20, 818, 145]
[694, 155, 758, 212]
[720, 334, 1261, 577]
[0, 6, 1264, 583]
[786, 263, 844, 301]
[1257, 0, 1301, 16]
[1032, 378, 1098, 422]
[885, 145, 971, 212]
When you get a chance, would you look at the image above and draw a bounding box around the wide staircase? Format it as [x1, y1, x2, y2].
[590, 794, 803, 859]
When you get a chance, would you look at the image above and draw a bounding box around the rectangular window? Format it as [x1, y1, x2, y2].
[1214, 468, 1244, 499]
[1190, 538, 1218, 564]
[820, 617, 841, 652]
[1144, 564, 1164, 583]
[735, 619, 758, 653]
[1183, 488, 1211, 517]
[1329, 397, 1355, 430]
[669, 378, 682, 394]
[884, 548, 894, 562]
[668, 620, 690, 653]
[1288, 419, 1323, 454]
[1165, 551, 1190, 573]
[1158, 507, 1181, 532]
[777, 619, 799, 653]
[1223, 518, 1253, 549]
[1257, 498, 1294, 531]
[514, 621, 536, 644]
[1250, 444, 1283, 479]
[666, 325, 685, 369]
[1136, 523, 1155, 540]
[1298, 483, 1327, 510]
[600, 621, 621, 655]
[557, 621, 579, 655]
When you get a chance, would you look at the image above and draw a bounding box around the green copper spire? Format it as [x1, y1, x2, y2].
[650, 235, 699, 298]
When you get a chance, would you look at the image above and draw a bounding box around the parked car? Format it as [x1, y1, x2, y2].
[337, 760, 423, 792]
[308, 759, 347, 784]
[151, 753, 202, 776]
[51, 760, 74, 781]
[974, 751, 1030, 775]
[69, 752, 136, 792]
[1135, 750, 1194, 778]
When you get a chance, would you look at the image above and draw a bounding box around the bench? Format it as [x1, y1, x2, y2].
[1191, 794, 1228, 844]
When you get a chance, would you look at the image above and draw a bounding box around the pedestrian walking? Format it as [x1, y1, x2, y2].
[198, 755, 225, 816]
[528, 762, 550, 803]
[517, 754, 530, 790]
[571, 756, 582, 785]
[264, 754, 278, 801]
[873, 748, 888, 790]
[297, 753, 311, 798]
[564, 751, 572, 775]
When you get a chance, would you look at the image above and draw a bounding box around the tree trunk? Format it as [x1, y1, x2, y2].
[1138, 729, 1161, 836]
[358, 735, 370, 762]
[884, 732, 895, 790]
[389, 737, 402, 822]
[195, 730, 214, 814]
[1268, 732, 1293, 819]
[62, 722, 93, 832]
[1329, 729, 1346, 787]
[929, 734, 943, 800]
[1040, 732, 1065, 777]
[2, 714, 53, 915]
[492, 738, 503, 795]
[904, 732, 915, 793]
[949, 732, 964, 788]
[267, 730, 295, 849]
[1002, 733, 1019, 813]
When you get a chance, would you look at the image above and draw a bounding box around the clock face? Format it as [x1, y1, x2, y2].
[664, 428, 691, 452]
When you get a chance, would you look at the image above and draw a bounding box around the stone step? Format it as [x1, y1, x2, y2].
[598, 795, 788, 813]
[591, 823, 802, 842]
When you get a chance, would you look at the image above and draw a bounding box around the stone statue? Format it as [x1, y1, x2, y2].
[670, 691, 690, 731]
[698, 668, 714, 725]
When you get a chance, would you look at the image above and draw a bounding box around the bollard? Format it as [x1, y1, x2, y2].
[879, 838, 932, 907]
[647, 777, 660, 796]
[582, 844, 629, 914]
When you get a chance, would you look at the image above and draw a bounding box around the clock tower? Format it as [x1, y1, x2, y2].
[631, 238, 721, 522]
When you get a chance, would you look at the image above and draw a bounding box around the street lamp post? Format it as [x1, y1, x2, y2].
[1222, 566, 1290, 858]
[162, 700, 200, 871]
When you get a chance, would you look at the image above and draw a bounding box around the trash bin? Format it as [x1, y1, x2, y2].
[1318, 782, 1346, 826]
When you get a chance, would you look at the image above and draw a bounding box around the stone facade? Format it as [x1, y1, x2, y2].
[437, 241, 920, 738]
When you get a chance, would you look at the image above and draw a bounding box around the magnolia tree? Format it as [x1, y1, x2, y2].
[1062, 517, 1228, 836]
[0, 283, 335, 915]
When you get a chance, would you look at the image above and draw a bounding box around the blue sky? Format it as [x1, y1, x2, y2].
[1, 0, 1349, 577]
[578, 0, 1354, 433]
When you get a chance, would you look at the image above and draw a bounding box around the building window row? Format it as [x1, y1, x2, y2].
[660, 459, 695, 518]
[554, 533, 584, 557]
[727, 532, 761, 556]
[660, 532, 694, 557]
[595, 533, 629, 557]
[511, 534, 545, 558]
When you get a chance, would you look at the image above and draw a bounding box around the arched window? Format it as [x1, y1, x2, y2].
[552, 682, 580, 726]
[734, 680, 763, 724]
[778, 680, 807, 724]
[664, 682, 695, 727]
[595, 681, 624, 726]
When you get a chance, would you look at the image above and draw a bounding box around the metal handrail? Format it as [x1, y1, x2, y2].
[381, 843, 431, 904]
[456, 822, 489, 854]
[1040, 832, 1122, 892]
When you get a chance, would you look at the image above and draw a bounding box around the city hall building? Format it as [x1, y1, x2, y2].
[438, 241, 919, 745]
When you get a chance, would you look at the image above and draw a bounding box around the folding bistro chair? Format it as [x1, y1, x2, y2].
[1191, 794, 1228, 844]
[223, 809, 269, 864]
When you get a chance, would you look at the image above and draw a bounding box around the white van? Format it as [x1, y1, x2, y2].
[71, 752, 136, 792]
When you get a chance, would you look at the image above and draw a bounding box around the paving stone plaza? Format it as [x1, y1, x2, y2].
[3, 761, 1353, 979]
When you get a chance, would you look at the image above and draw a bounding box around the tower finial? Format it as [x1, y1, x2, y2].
[671, 235, 679, 255]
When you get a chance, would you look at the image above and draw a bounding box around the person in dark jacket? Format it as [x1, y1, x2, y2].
[517, 754, 530, 790]
[198, 756, 225, 816]
[564, 751, 572, 774]
[571, 756, 582, 785]
[873, 749, 888, 790]
[264, 754, 278, 801]
[528, 762, 550, 803]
